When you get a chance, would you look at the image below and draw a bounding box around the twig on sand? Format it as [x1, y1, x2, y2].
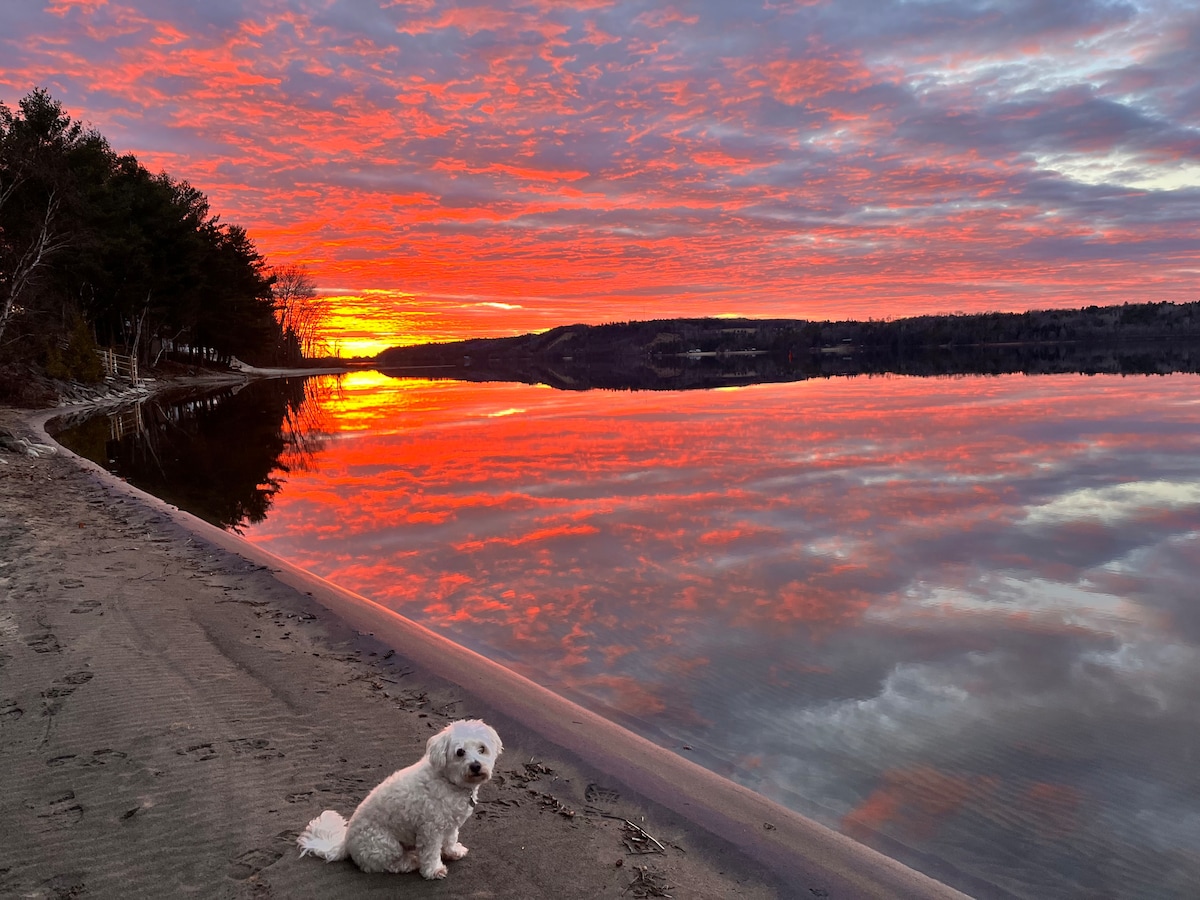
[509, 758, 555, 785]
[597, 814, 667, 855]
[532, 790, 577, 818]
[622, 865, 673, 898]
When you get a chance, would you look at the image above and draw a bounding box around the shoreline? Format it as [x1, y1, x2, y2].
[0, 395, 971, 899]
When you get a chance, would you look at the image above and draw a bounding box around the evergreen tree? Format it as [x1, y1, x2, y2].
[1, 87, 290, 380]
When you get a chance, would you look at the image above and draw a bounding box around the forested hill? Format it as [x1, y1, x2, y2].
[375, 301, 1200, 391]
[1, 89, 291, 402]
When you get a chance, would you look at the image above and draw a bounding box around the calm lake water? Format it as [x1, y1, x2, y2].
[56, 371, 1200, 899]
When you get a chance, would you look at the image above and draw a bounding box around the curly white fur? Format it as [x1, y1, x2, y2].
[297, 719, 503, 880]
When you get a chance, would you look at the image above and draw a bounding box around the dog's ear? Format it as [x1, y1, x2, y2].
[426, 726, 455, 769]
[485, 724, 503, 758]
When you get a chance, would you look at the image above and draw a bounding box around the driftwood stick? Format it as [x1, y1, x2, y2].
[596, 813, 667, 854]
[621, 864, 674, 898]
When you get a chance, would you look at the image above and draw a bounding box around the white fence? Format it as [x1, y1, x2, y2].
[95, 348, 140, 384]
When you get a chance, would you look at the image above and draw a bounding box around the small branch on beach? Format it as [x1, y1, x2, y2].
[132, 568, 169, 581]
[530, 790, 577, 818]
[622, 865, 674, 898]
[509, 758, 555, 786]
[597, 815, 667, 855]
[383, 688, 427, 710]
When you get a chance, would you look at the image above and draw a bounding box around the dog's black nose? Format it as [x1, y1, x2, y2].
[470, 761, 482, 774]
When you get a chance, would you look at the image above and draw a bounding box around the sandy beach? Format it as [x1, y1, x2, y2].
[0, 398, 970, 900]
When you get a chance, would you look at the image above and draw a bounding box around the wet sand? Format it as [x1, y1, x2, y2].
[0, 401, 970, 899]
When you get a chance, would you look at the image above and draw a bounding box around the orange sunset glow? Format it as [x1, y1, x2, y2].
[4, 1, 1198, 355]
[242, 372, 1200, 722]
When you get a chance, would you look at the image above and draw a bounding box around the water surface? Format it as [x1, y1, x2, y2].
[56, 372, 1200, 899]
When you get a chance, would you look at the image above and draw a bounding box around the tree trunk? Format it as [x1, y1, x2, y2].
[0, 191, 67, 344]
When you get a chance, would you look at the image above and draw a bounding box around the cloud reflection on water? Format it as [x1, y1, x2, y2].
[240, 372, 1200, 898]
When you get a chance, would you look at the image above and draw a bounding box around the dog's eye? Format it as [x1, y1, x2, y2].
[480, 747, 488, 754]
[456, 748, 465, 758]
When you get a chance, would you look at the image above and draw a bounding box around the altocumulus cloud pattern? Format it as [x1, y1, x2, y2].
[4, 0, 1198, 345]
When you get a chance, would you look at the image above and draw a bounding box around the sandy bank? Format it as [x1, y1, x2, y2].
[0, 401, 971, 899]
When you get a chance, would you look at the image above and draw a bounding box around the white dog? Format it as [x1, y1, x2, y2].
[297, 719, 502, 880]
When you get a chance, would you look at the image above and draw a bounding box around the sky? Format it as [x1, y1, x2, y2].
[3, 0, 1200, 354]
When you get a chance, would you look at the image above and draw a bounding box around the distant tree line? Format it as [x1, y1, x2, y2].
[753, 301, 1200, 355]
[377, 301, 1200, 369]
[0, 88, 325, 392]
[375, 301, 1200, 391]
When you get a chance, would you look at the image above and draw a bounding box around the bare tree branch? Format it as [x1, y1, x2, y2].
[0, 189, 69, 344]
[0, 171, 21, 212]
[271, 263, 327, 363]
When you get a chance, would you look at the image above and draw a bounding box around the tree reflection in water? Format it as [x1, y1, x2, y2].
[56, 376, 335, 532]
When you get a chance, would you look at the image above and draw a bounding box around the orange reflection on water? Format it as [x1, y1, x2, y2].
[233, 374, 1200, 897]
[263, 375, 1200, 637]
[843, 767, 1003, 842]
[248, 374, 1200, 751]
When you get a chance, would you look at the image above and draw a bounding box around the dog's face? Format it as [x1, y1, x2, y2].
[427, 719, 503, 788]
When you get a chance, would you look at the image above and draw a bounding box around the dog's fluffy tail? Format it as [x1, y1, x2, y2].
[297, 810, 350, 862]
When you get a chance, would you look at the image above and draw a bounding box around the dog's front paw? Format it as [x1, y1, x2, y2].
[421, 862, 448, 880]
[444, 842, 469, 860]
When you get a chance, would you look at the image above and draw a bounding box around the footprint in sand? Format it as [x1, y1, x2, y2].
[36, 791, 83, 831]
[35, 873, 87, 898]
[227, 847, 282, 880]
[58, 578, 85, 589]
[42, 671, 94, 717]
[1, 699, 23, 722]
[228, 737, 283, 759]
[84, 748, 128, 766]
[585, 783, 621, 808]
[28, 633, 61, 654]
[69, 598, 101, 614]
[177, 742, 218, 761]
